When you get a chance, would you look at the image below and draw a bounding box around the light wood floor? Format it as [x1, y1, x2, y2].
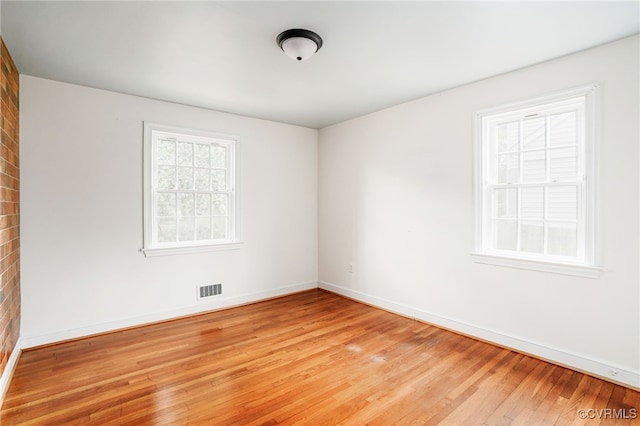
[1, 289, 638, 425]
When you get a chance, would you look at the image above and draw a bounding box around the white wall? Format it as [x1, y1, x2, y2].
[20, 76, 318, 344]
[319, 35, 639, 388]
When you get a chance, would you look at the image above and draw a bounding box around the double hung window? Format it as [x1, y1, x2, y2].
[143, 122, 239, 256]
[473, 85, 600, 277]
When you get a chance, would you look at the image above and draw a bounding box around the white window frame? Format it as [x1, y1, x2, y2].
[471, 84, 602, 278]
[142, 122, 242, 257]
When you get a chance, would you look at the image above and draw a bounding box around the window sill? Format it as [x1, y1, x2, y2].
[142, 242, 243, 257]
[470, 252, 602, 279]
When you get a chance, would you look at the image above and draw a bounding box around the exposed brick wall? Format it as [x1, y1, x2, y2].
[0, 37, 20, 379]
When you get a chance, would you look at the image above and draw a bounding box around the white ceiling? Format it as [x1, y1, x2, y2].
[2, 1, 639, 129]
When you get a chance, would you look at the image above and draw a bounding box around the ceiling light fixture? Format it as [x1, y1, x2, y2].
[276, 29, 323, 62]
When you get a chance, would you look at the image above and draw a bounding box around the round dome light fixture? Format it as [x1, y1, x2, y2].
[276, 29, 323, 62]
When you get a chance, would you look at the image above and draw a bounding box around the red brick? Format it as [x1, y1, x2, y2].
[0, 37, 20, 380]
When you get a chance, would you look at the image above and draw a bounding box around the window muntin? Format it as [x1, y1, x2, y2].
[143, 123, 238, 255]
[475, 85, 597, 271]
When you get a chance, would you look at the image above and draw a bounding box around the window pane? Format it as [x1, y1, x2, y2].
[497, 154, 520, 184]
[211, 145, 227, 168]
[212, 216, 228, 239]
[476, 90, 591, 265]
[522, 150, 546, 183]
[211, 170, 227, 191]
[194, 144, 210, 167]
[178, 193, 195, 217]
[520, 222, 544, 254]
[178, 217, 195, 242]
[212, 194, 228, 215]
[549, 111, 577, 146]
[496, 121, 519, 152]
[196, 217, 212, 240]
[549, 146, 577, 181]
[177, 167, 194, 190]
[156, 193, 176, 217]
[158, 139, 175, 165]
[147, 125, 237, 250]
[548, 186, 577, 221]
[548, 222, 577, 257]
[177, 142, 193, 166]
[520, 187, 544, 220]
[157, 217, 177, 243]
[494, 220, 517, 251]
[523, 117, 545, 150]
[494, 188, 517, 218]
[195, 168, 210, 191]
[196, 194, 211, 216]
[157, 166, 176, 190]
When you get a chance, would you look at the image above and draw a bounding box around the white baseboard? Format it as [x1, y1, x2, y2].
[14, 279, 639, 391]
[21, 281, 319, 349]
[319, 280, 640, 390]
[0, 337, 23, 406]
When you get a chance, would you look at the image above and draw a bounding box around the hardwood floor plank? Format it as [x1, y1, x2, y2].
[1, 289, 637, 425]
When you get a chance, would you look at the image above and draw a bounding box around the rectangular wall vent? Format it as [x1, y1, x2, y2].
[198, 283, 222, 299]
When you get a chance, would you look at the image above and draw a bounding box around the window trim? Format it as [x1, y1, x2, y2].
[142, 122, 242, 257]
[472, 84, 602, 278]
